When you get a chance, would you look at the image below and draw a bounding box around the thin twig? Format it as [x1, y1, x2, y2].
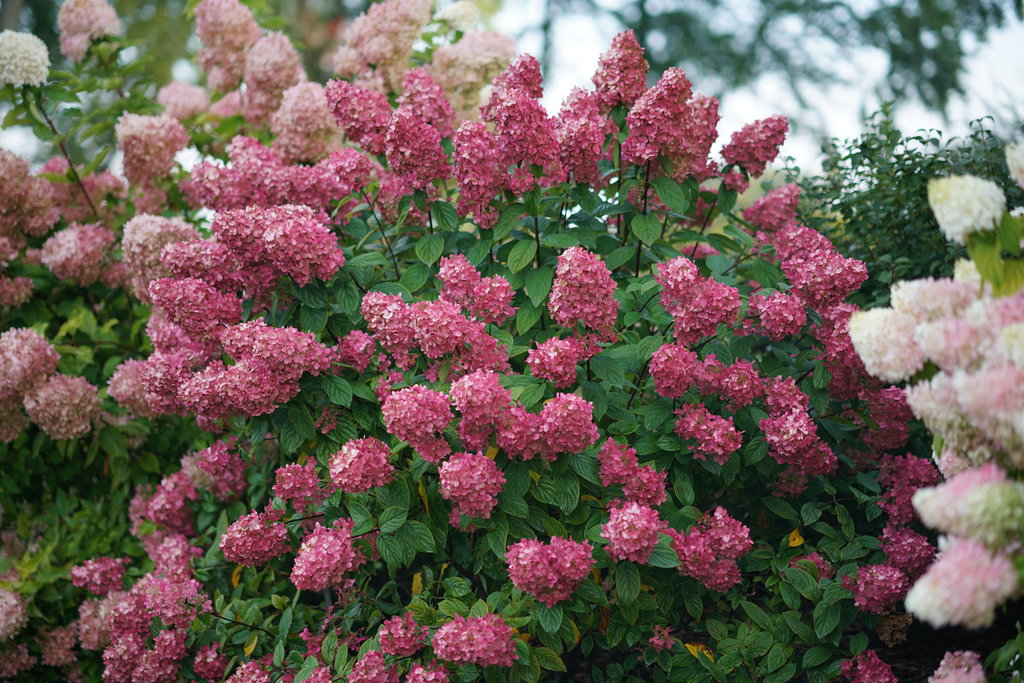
[34, 90, 99, 218]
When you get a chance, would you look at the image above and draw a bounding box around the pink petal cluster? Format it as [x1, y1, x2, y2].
[648, 625, 676, 652]
[270, 82, 338, 164]
[156, 81, 209, 120]
[325, 79, 393, 155]
[406, 663, 450, 682]
[335, 330, 377, 373]
[439, 451, 505, 523]
[431, 614, 518, 667]
[0, 148, 57, 246]
[194, 0, 261, 92]
[452, 121, 506, 229]
[759, 398, 838, 494]
[596, 438, 667, 507]
[242, 32, 304, 125]
[120, 215, 198, 302]
[337, 0, 431, 84]
[537, 393, 600, 458]
[70, 556, 129, 595]
[548, 247, 618, 337]
[57, 0, 122, 63]
[429, 30, 515, 118]
[349, 650, 400, 683]
[193, 644, 230, 681]
[770, 225, 868, 309]
[601, 501, 665, 563]
[505, 536, 594, 607]
[527, 336, 583, 388]
[743, 183, 799, 233]
[107, 360, 153, 417]
[668, 507, 752, 591]
[41, 221, 114, 286]
[149, 277, 241, 340]
[23, 374, 101, 440]
[192, 440, 248, 500]
[877, 453, 940, 525]
[591, 30, 649, 111]
[654, 257, 741, 345]
[378, 612, 427, 656]
[39, 625, 77, 666]
[398, 68, 456, 138]
[437, 254, 516, 324]
[0, 589, 27, 642]
[747, 291, 806, 340]
[674, 404, 742, 464]
[450, 369, 513, 450]
[291, 520, 365, 591]
[929, 651, 986, 683]
[843, 564, 909, 614]
[840, 650, 898, 683]
[114, 114, 188, 186]
[382, 385, 453, 463]
[226, 660, 272, 683]
[555, 87, 613, 186]
[219, 508, 290, 566]
[721, 115, 789, 178]
[329, 437, 395, 493]
[273, 461, 328, 509]
[649, 344, 701, 398]
[880, 526, 935, 581]
[138, 575, 211, 628]
[386, 108, 451, 189]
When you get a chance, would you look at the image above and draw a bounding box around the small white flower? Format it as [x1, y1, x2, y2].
[848, 307, 926, 382]
[0, 30, 50, 87]
[435, 1, 480, 31]
[928, 175, 1006, 244]
[1006, 142, 1024, 191]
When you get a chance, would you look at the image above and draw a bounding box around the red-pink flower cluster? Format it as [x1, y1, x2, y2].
[549, 247, 618, 338]
[746, 291, 806, 340]
[120, 214, 198, 302]
[840, 650, 897, 683]
[527, 336, 583, 388]
[398, 68, 456, 138]
[382, 385, 453, 463]
[555, 87, 614, 186]
[758, 379, 838, 494]
[191, 440, 248, 500]
[378, 612, 427, 656]
[655, 256, 741, 345]
[505, 536, 594, 606]
[843, 564, 909, 614]
[193, 644, 230, 681]
[325, 80, 393, 155]
[449, 369, 513, 450]
[0, 328, 60, 442]
[437, 254, 516, 324]
[0, 148, 57, 247]
[768, 225, 868, 309]
[39, 625, 76, 666]
[453, 122, 505, 229]
[329, 437, 395, 493]
[601, 501, 665, 563]
[291, 520, 365, 591]
[432, 614, 518, 667]
[273, 461, 329, 510]
[349, 650, 399, 683]
[721, 115, 788, 178]
[70, 556, 129, 596]
[386, 108, 450, 190]
[219, 508, 290, 566]
[743, 183, 799, 233]
[673, 404, 742, 465]
[439, 451, 505, 524]
[877, 453, 940, 525]
[114, 114, 188, 186]
[668, 507, 752, 592]
[880, 525, 935, 581]
[596, 438, 667, 507]
[592, 30, 649, 111]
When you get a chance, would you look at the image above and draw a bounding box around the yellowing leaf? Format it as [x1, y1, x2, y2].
[685, 642, 714, 661]
[485, 446, 498, 459]
[788, 529, 805, 547]
[243, 633, 259, 656]
[411, 572, 423, 596]
[418, 479, 430, 514]
[231, 564, 244, 588]
[528, 470, 541, 484]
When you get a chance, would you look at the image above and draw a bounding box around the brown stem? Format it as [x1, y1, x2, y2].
[688, 194, 719, 260]
[34, 90, 99, 218]
[360, 190, 400, 278]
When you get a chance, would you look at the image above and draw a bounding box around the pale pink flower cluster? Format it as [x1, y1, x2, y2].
[0, 148, 57, 247]
[668, 507, 752, 592]
[449, 369, 513, 450]
[39, 625, 77, 666]
[655, 256, 740, 345]
[0, 589, 27, 642]
[23, 373, 101, 440]
[269, 82, 338, 164]
[844, 564, 909, 614]
[291, 520, 365, 591]
[591, 30, 649, 111]
[120, 214, 198, 302]
[840, 650, 897, 683]
[439, 451, 505, 523]
[406, 662, 450, 682]
[70, 556, 129, 595]
[242, 32, 305, 124]
[219, 508, 290, 566]
[193, 644, 230, 681]
[904, 537, 1019, 629]
[601, 501, 665, 563]
[114, 114, 188, 186]
[156, 81, 209, 120]
[673, 404, 742, 464]
[273, 461, 329, 510]
[57, 0, 122, 63]
[549, 247, 618, 337]
[226, 660, 272, 683]
[0, 327, 60, 442]
[349, 650, 399, 682]
[505, 536, 594, 606]
[333, 0, 432, 90]
[39, 156, 123, 224]
[329, 437, 395, 492]
[193, 440, 248, 500]
[107, 360, 152, 417]
[912, 463, 1024, 548]
[195, 0, 261, 92]
[437, 254, 516, 324]
[139, 575, 211, 628]
[429, 31, 515, 118]
[382, 385, 453, 463]
[432, 614, 518, 667]
[743, 183, 800, 233]
[378, 612, 427, 656]
[929, 650, 986, 683]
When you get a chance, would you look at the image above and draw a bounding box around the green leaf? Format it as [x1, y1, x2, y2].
[968, 230, 1003, 286]
[415, 233, 444, 265]
[536, 604, 563, 633]
[533, 646, 567, 672]
[813, 601, 841, 639]
[401, 520, 436, 552]
[400, 261, 430, 292]
[631, 213, 661, 245]
[762, 497, 798, 521]
[322, 375, 353, 407]
[651, 177, 690, 214]
[508, 239, 538, 273]
[783, 568, 820, 600]
[494, 204, 524, 238]
[516, 303, 542, 335]
[802, 646, 831, 669]
[378, 506, 407, 534]
[590, 351, 626, 387]
[138, 452, 160, 473]
[288, 404, 315, 440]
[995, 257, 1024, 296]
[615, 562, 640, 605]
[997, 212, 1023, 257]
[524, 267, 554, 307]
[741, 601, 773, 631]
[278, 607, 293, 640]
[430, 201, 460, 232]
[551, 472, 580, 512]
[647, 540, 680, 568]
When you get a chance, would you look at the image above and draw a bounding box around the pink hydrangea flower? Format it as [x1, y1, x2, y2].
[549, 247, 618, 337]
[193, 644, 230, 681]
[226, 660, 272, 683]
[107, 360, 153, 417]
[929, 650, 986, 683]
[120, 215, 198, 302]
[670, 507, 752, 592]
[623, 464, 668, 508]
[386, 108, 451, 189]
[429, 30, 516, 117]
[505, 537, 594, 607]
[39, 625, 77, 666]
[270, 82, 338, 164]
[601, 501, 665, 563]
[149, 277, 241, 340]
[450, 369, 513, 451]
[743, 183, 799, 233]
[378, 612, 427, 656]
[674, 404, 742, 465]
[748, 291, 806, 340]
[348, 650, 399, 683]
[439, 451, 505, 523]
[649, 343, 701, 398]
[329, 437, 395, 493]
[335, 330, 376, 373]
[721, 115, 789, 178]
[193, 439, 248, 500]
[195, 0, 261, 92]
[881, 525, 935, 582]
[41, 222, 114, 286]
[648, 625, 676, 652]
[114, 114, 188, 185]
[156, 81, 209, 120]
[382, 385, 453, 463]
[220, 508, 290, 566]
[273, 461, 328, 509]
[453, 121, 506, 229]
[841, 650, 897, 683]
[597, 438, 639, 487]
[325, 79, 393, 155]
[57, 0, 122, 63]
[539, 393, 600, 458]
[591, 29, 649, 111]
[0, 327, 59, 403]
[432, 614, 518, 667]
[844, 564, 909, 614]
[406, 663, 450, 682]
[0, 148, 57, 245]
[0, 589, 28, 642]
[877, 453, 940, 525]
[242, 32, 304, 125]
[70, 556, 129, 596]
[398, 68, 456, 138]
[23, 374, 101, 440]
[528, 336, 582, 388]
[555, 86, 613, 186]
[291, 520, 365, 591]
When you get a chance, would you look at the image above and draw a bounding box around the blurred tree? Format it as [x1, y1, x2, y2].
[535, 0, 1022, 116]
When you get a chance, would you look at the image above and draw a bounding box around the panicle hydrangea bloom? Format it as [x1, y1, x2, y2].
[406, 663, 450, 682]
[437, 254, 516, 323]
[929, 650, 986, 683]
[881, 526, 935, 581]
[539, 393, 600, 458]
[670, 507, 752, 592]
[325, 80, 393, 155]
[0, 276, 33, 312]
[450, 369, 513, 450]
[904, 537, 1019, 629]
[890, 277, 977, 322]
[0, 327, 59, 403]
[226, 660, 272, 683]
[877, 453, 940, 525]
[0, 589, 27, 642]
[142, 470, 199, 535]
[674, 404, 742, 464]
[273, 460, 328, 509]
[623, 464, 668, 508]
[720, 116, 788, 177]
[0, 643, 35, 678]
[747, 291, 806, 340]
[597, 438, 639, 486]
[505, 537, 594, 607]
[114, 114, 188, 185]
[70, 556, 129, 595]
[743, 183, 799, 232]
[341, 0, 431, 75]
[194, 0, 261, 91]
[429, 30, 515, 118]
[434, 0, 479, 30]
[790, 551, 835, 580]
[58, 0, 122, 63]
[39, 625, 77, 666]
[108, 359, 153, 417]
[432, 614, 518, 667]
[1006, 142, 1024, 189]
[335, 330, 376, 373]
[439, 451, 505, 523]
[928, 175, 1006, 244]
[386, 108, 451, 189]
[769, 226, 868, 309]
[0, 31, 50, 86]
[549, 247, 618, 336]
[0, 148, 58, 245]
[270, 82, 338, 164]
[156, 81, 209, 120]
[485, 83, 564, 193]
[912, 463, 1024, 548]
[592, 29, 649, 111]
[291, 520, 365, 591]
[555, 87, 613, 186]
[378, 612, 427, 656]
[840, 650, 898, 683]
[348, 650, 399, 683]
[242, 32, 304, 125]
[120, 215, 198, 302]
[759, 410, 837, 491]
[190, 440, 248, 500]
[452, 121, 507, 229]
[398, 68, 456, 138]
[193, 644, 230, 682]
[23, 374, 101, 440]
[361, 292, 417, 368]
[601, 501, 665, 563]
[649, 343, 701, 398]
[527, 336, 582, 388]
[699, 357, 765, 409]
[77, 593, 120, 650]
[139, 575, 211, 628]
[329, 437, 395, 493]
[382, 385, 453, 463]
[219, 508, 290, 566]
[149, 277, 241, 340]
[844, 564, 909, 614]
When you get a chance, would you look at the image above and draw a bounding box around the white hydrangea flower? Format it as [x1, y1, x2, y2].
[1006, 142, 1024, 191]
[999, 322, 1024, 368]
[928, 175, 1006, 244]
[435, 1, 480, 31]
[0, 30, 50, 87]
[848, 307, 926, 382]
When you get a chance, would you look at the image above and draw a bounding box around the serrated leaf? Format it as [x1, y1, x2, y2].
[802, 646, 831, 669]
[415, 233, 444, 265]
[647, 538, 680, 568]
[615, 562, 640, 605]
[533, 646, 567, 672]
[402, 520, 436, 552]
[631, 213, 661, 245]
[524, 267, 553, 307]
[430, 201, 460, 232]
[762, 497, 798, 521]
[812, 601, 841, 639]
[378, 506, 407, 534]
[651, 177, 689, 214]
[508, 239, 538, 273]
[536, 604, 563, 633]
